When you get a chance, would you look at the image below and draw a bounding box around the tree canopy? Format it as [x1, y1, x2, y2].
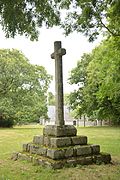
[68, 37, 120, 124]
[0, 49, 51, 127]
[0, 0, 120, 41]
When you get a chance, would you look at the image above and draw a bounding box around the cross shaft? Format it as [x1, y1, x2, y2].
[51, 41, 66, 126]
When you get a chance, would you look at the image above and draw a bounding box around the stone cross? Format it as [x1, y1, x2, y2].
[51, 41, 66, 126]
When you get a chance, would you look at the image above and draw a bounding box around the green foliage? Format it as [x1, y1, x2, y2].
[68, 37, 120, 124]
[0, 49, 51, 127]
[48, 92, 55, 105]
[61, 0, 120, 41]
[68, 54, 91, 119]
[64, 93, 70, 105]
[85, 37, 120, 123]
[0, 0, 60, 40]
[0, 1, 120, 41]
[0, 118, 14, 127]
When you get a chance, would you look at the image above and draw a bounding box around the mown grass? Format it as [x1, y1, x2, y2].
[0, 125, 120, 180]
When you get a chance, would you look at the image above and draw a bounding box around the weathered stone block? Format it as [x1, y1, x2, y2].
[93, 154, 102, 164]
[23, 144, 28, 152]
[47, 149, 65, 160]
[23, 143, 31, 152]
[33, 135, 43, 145]
[51, 161, 64, 169]
[43, 125, 77, 137]
[83, 156, 93, 165]
[71, 136, 87, 145]
[91, 145, 100, 154]
[37, 147, 47, 156]
[11, 152, 19, 161]
[38, 159, 46, 166]
[101, 153, 111, 164]
[64, 147, 74, 158]
[29, 144, 39, 154]
[50, 137, 71, 148]
[75, 145, 92, 156]
[77, 156, 93, 165]
[44, 161, 53, 168]
[93, 153, 111, 164]
[43, 136, 51, 146]
[18, 153, 32, 161]
[27, 143, 31, 152]
[66, 159, 77, 167]
[18, 153, 26, 160]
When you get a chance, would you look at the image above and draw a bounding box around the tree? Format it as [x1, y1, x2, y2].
[68, 54, 91, 117]
[61, 0, 120, 41]
[47, 92, 70, 106]
[69, 37, 120, 124]
[0, 0, 60, 40]
[0, 49, 51, 127]
[0, 0, 120, 41]
[48, 92, 55, 105]
[85, 37, 120, 124]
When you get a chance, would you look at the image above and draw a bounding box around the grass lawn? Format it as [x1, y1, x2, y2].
[0, 125, 120, 180]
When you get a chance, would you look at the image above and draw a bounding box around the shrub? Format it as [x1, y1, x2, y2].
[0, 118, 14, 128]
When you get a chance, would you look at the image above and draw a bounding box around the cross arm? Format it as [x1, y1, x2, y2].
[51, 48, 66, 59]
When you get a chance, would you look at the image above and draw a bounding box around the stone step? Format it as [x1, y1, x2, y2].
[33, 135, 87, 147]
[23, 143, 100, 160]
[13, 152, 111, 169]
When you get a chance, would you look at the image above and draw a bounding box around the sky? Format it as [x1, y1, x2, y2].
[0, 26, 101, 93]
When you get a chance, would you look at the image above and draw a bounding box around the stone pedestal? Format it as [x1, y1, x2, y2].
[43, 125, 77, 137]
[13, 125, 111, 169]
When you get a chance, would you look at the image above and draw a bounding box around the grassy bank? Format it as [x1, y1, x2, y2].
[0, 125, 120, 180]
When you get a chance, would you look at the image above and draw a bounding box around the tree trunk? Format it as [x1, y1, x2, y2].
[109, 119, 111, 126]
[100, 120, 103, 126]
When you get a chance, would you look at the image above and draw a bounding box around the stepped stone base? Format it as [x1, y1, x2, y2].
[12, 152, 111, 169]
[13, 125, 111, 169]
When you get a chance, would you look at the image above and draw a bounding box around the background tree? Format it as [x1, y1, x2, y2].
[48, 92, 55, 105]
[0, 0, 120, 41]
[64, 93, 70, 106]
[0, 49, 51, 127]
[84, 37, 120, 124]
[68, 37, 120, 125]
[47, 92, 70, 106]
[68, 54, 91, 118]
